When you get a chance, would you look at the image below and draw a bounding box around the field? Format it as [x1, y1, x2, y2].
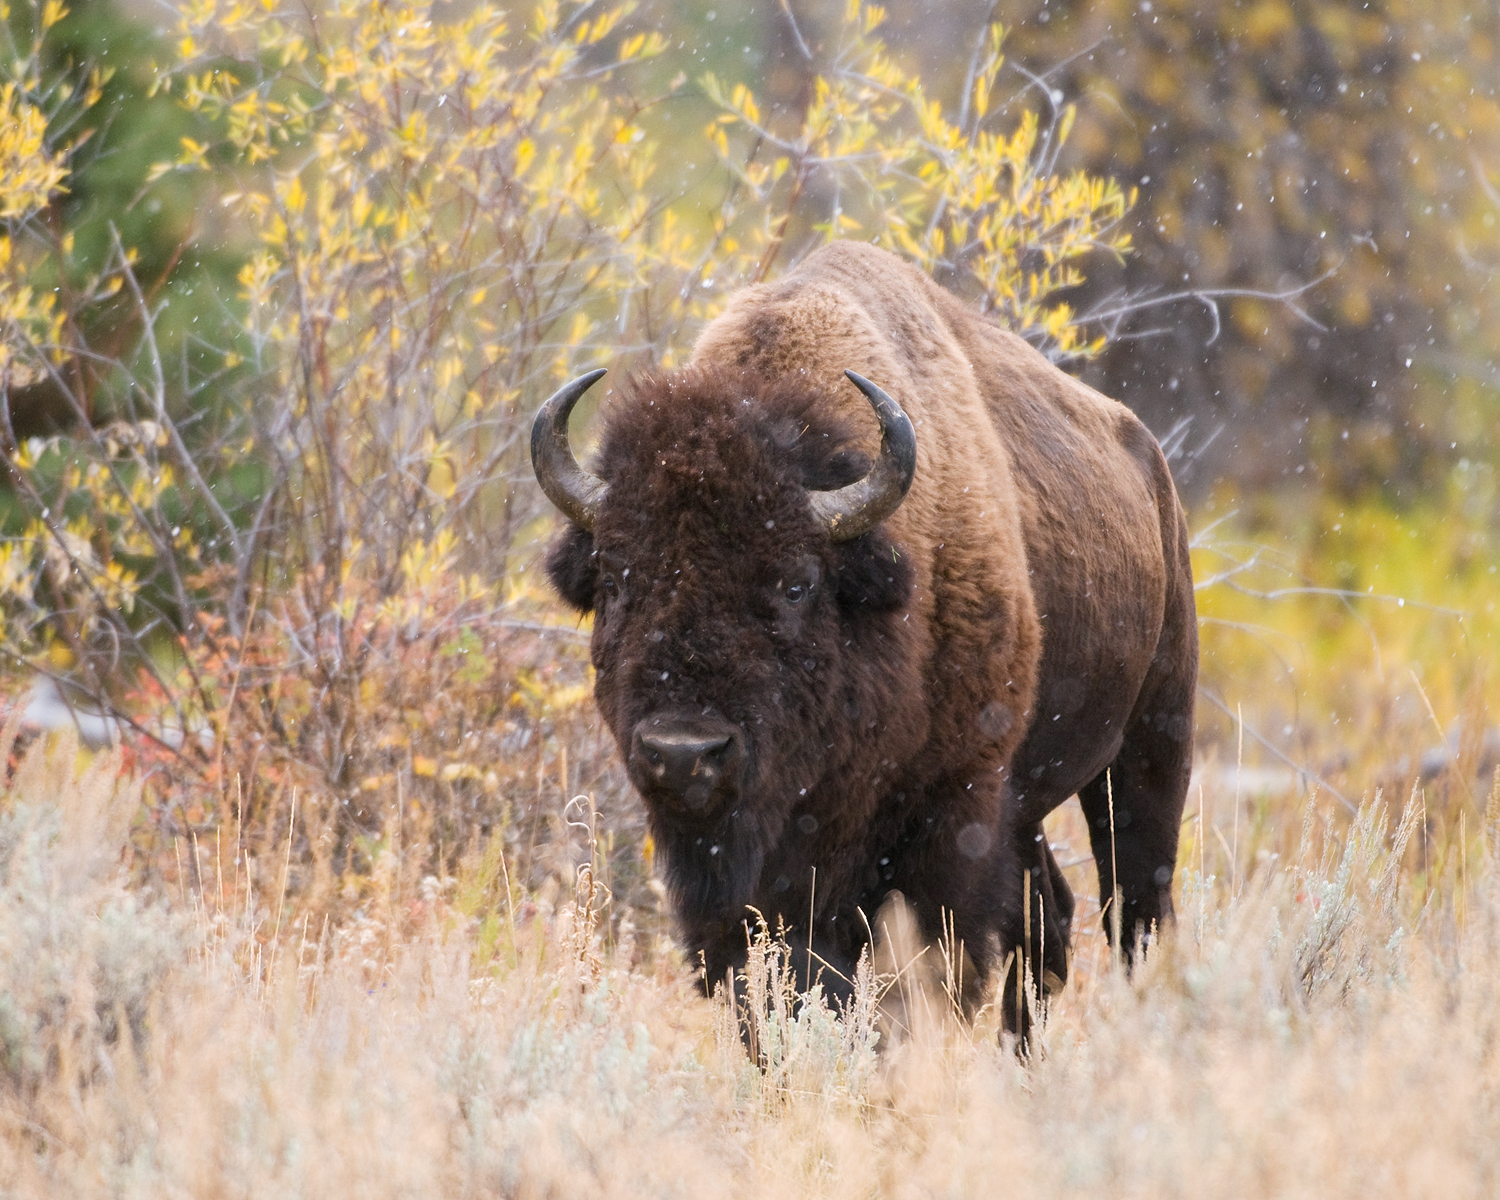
[2, 493, 1498, 1197]
[4, 0, 1500, 1192]
[1, 739, 1497, 1197]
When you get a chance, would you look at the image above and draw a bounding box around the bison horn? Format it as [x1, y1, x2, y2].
[809, 370, 918, 542]
[530, 368, 608, 530]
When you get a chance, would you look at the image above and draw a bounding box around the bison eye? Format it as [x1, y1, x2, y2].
[784, 582, 808, 605]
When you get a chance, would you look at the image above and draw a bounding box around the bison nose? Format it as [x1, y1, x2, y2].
[631, 720, 744, 811]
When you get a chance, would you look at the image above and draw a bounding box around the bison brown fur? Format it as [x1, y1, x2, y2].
[537, 241, 1197, 1043]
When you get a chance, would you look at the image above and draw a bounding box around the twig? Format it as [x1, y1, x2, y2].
[1410, 668, 1477, 807]
[1198, 688, 1356, 814]
[957, 0, 1001, 139]
[1081, 269, 1338, 347]
[779, 0, 813, 61]
[110, 225, 245, 563]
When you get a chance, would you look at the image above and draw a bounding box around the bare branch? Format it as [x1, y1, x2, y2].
[110, 224, 246, 564]
[957, 0, 1001, 140]
[1197, 687, 1357, 815]
[1080, 269, 1338, 348]
[780, 0, 814, 62]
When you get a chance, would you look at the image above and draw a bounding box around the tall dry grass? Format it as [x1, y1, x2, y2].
[3, 726, 1498, 1197]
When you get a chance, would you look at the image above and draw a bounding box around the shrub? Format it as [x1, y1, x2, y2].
[0, 723, 184, 1099]
[1, 0, 1133, 926]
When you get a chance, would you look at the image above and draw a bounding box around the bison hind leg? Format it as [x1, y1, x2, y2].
[1078, 494, 1197, 966]
[1077, 695, 1194, 966]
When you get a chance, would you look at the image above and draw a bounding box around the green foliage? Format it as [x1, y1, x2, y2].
[0, 0, 99, 382]
[1, 0, 240, 434]
[1192, 474, 1499, 852]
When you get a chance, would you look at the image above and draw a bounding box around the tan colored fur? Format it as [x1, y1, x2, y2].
[692, 241, 1176, 796]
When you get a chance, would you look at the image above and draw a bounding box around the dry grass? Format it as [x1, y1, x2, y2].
[3, 726, 1498, 1198]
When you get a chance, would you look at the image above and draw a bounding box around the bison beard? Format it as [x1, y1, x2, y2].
[532, 241, 1198, 1048]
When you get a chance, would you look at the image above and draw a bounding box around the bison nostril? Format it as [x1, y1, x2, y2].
[632, 721, 742, 806]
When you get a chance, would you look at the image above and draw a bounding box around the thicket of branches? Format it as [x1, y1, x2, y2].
[996, 0, 1500, 492]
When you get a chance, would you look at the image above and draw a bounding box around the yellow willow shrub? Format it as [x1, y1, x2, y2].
[0, 1, 74, 307]
[704, 4, 1133, 358]
[171, 0, 687, 589]
[98, 0, 703, 902]
[0, 0, 1133, 917]
[0, 1, 101, 387]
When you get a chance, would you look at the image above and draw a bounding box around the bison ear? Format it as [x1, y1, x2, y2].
[833, 533, 914, 614]
[544, 524, 597, 613]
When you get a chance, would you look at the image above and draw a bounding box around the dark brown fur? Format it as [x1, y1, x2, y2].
[545, 242, 1197, 1041]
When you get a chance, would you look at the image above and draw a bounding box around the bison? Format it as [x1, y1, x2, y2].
[531, 241, 1197, 1042]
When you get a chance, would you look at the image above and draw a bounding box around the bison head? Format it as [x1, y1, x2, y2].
[532, 366, 921, 930]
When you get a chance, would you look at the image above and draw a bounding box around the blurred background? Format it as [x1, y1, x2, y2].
[1, 0, 1495, 937]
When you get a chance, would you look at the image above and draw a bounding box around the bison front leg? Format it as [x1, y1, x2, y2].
[693, 910, 864, 1067]
[996, 823, 1074, 1052]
